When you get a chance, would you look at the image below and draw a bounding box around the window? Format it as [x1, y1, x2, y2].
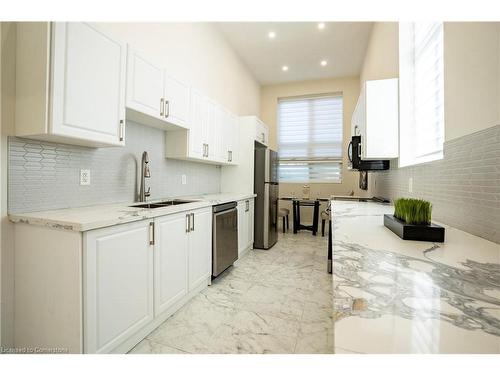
[277, 94, 343, 183]
[399, 22, 445, 167]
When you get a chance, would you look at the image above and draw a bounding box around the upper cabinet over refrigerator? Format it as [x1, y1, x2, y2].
[15, 22, 127, 147]
[351, 78, 399, 160]
[126, 47, 190, 130]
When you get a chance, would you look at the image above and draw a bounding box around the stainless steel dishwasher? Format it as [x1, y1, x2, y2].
[212, 202, 238, 277]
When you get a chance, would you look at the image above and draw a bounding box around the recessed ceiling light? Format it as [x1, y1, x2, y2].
[282, 65, 289, 72]
[318, 22, 325, 30]
[321, 60, 328, 66]
[268, 31, 276, 39]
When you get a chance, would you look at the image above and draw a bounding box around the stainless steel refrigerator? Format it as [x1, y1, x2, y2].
[254, 147, 279, 249]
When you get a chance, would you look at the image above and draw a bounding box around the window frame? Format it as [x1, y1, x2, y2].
[277, 93, 344, 184]
[399, 22, 445, 168]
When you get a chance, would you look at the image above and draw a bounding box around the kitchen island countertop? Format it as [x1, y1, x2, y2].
[330, 200, 500, 354]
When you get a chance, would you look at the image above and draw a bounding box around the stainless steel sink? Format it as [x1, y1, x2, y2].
[130, 199, 196, 209]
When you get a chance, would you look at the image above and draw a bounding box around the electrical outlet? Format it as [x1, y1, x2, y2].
[181, 174, 187, 185]
[80, 169, 90, 186]
[408, 177, 413, 193]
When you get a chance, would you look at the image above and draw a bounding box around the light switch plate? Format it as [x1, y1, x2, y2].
[181, 174, 187, 185]
[80, 169, 90, 186]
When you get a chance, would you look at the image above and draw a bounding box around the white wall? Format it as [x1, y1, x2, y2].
[98, 22, 260, 116]
[1, 22, 16, 348]
[444, 22, 500, 141]
[359, 22, 399, 87]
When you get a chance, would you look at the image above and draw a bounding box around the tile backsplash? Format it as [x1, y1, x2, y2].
[8, 121, 221, 213]
[371, 124, 500, 244]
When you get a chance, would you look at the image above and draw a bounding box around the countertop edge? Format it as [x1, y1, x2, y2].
[9, 193, 257, 232]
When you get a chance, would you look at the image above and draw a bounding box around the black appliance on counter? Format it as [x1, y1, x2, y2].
[348, 136, 390, 171]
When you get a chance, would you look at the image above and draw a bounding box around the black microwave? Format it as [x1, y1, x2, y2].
[348, 136, 390, 171]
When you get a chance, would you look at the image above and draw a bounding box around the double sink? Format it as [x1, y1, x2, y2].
[130, 199, 197, 209]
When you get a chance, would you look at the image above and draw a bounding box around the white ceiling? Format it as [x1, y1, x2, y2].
[215, 22, 373, 85]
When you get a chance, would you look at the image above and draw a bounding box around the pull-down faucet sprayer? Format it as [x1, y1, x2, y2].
[139, 151, 151, 202]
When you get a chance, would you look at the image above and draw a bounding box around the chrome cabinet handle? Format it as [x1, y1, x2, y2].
[160, 98, 164, 117]
[245, 200, 249, 212]
[119, 120, 124, 142]
[186, 214, 190, 233]
[149, 222, 155, 245]
[190, 213, 194, 231]
[165, 100, 170, 118]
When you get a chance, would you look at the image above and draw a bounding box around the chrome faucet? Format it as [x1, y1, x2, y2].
[139, 151, 151, 202]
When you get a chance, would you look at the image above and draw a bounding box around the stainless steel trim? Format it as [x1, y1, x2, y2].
[190, 213, 195, 231]
[160, 97, 164, 117]
[149, 222, 155, 245]
[186, 213, 190, 233]
[165, 100, 170, 118]
[119, 120, 124, 142]
[263, 184, 270, 246]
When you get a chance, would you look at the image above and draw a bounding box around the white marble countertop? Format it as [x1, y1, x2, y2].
[9, 192, 256, 232]
[330, 200, 500, 354]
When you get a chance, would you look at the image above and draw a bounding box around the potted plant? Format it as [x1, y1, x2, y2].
[384, 198, 445, 242]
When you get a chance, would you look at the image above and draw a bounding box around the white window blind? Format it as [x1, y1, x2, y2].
[399, 22, 445, 167]
[277, 95, 343, 182]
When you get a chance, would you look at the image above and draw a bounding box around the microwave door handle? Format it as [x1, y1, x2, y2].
[348, 141, 353, 163]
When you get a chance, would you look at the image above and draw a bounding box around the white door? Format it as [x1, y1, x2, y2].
[154, 212, 189, 316]
[188, 89, 205, 159]
[237, 201, 247, 256]
[164, 74, 190, 129]
[51, 23, 126, 146]
[84, 220, 153, 354]
[203, 98, 215, 160]
[126, 48, 165, 121]
[228, 112, 239, 165]
[188, 208, 212, 291]
[247, 199, 254, 248]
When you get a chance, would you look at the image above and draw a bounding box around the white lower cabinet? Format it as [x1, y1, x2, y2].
[237, 198, 254, 256]
[13, 207, 213, 353]
[154, 213, 189, 316]
[84, 220, 154, 354]
[154, 207, 212, 317]
[188, 208, 213, 290]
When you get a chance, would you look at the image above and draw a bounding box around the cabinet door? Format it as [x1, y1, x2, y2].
[154, 212, 189, 316]
[126, 48, 165, 121]
[188, 208, 213, 291]
[51, 23, 126, 146]
[164, 74, 190, 129]
[247, 199, 254, 248]
[188, 89, 205, 159]
[237, 201, 247, 256]
[212, 104, 226, 162]
[228, 112, 239, 165]
[84, 220, 153, 353]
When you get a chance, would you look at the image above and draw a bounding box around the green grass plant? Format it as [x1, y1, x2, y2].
[393, 198, 432, 225]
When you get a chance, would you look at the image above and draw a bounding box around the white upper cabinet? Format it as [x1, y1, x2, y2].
[352, 78, 399, 160]
[163, 74, 190, 128]
[16, 22, 126, 147]
[126, 49, 165, 122]
[125, 47, 190, 130]
[255, 118, 269, 146]
[165, 90, 240, 166]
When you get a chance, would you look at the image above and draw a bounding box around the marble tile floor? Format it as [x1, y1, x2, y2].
[129, 231, 337, 354]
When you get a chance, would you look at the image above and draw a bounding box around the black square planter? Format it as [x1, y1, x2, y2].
[384, 214, 445, 242]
